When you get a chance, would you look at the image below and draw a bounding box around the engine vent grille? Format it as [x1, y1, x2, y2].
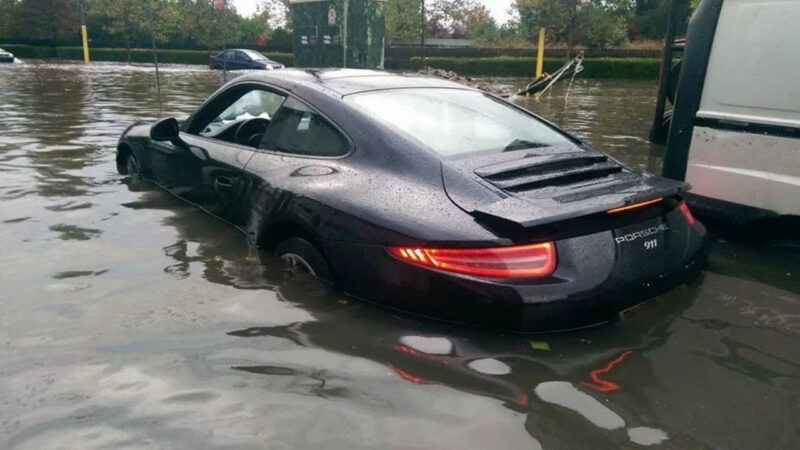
[475, 151, 624, 193]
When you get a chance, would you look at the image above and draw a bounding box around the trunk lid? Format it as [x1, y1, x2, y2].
[442, 146, 687, 228]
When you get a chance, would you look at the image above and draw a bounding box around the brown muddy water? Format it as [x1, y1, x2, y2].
[1, 61, 799, 449]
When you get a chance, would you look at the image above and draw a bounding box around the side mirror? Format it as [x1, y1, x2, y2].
[150, 117, 182, 144]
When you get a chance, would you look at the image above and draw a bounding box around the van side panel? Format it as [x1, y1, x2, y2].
[696, 0, 800, 128]
[686, 126, 800, 216]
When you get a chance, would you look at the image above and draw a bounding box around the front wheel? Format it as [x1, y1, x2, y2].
[275, 237, 333, 284]
[124, 153, 144, 190]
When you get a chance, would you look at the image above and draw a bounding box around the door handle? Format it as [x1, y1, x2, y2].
[214, 176, 234, 191]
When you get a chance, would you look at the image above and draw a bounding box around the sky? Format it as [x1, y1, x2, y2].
[231, 0, 515, 25]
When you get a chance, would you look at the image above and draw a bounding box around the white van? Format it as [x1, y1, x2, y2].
[662, 0, 800, 229]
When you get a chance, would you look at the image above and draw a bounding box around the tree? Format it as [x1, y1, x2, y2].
[258, 0, 290, 30]
[0, 0, 23, 38]
[512, 0, 628, 54]
[18, 0, 79, 45]
[90, 0, 147, 61]
[385, 0, 422, 42]
[628, 0, 689, 40]
[427, 0, 492, 38]
[166, 0, 223, 48]
[463, 3, 495, 37]
[579, 2, 627, 49]
[513, 0, 578, 52]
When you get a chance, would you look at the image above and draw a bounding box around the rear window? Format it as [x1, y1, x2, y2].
[345, 88, 571, 156]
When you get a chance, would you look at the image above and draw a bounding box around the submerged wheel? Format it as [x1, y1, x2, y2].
[125, 153, 140, 175]
[123, 153, 145, 190]
[275, 237, 333, 283]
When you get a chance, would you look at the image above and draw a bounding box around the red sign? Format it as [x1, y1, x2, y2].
[215, 0, 225, 11]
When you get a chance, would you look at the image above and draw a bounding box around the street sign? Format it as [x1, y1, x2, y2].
[328, 6, 336, 25]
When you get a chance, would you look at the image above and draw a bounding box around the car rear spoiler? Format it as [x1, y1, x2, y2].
[469, 176, 687, 228]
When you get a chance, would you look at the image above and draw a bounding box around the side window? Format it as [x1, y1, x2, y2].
[260, 98, 349, 157]
[195, 87, 286, 145]
[213, 90, 284, 123]
[224, 51, 236, 60]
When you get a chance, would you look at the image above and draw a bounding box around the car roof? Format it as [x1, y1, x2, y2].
[233, 68, 474, 96]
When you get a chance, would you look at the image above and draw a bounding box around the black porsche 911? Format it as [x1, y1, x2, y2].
[117, 69, 708, 331]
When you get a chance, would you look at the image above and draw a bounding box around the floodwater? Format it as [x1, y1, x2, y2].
[1, 61, 798, 449]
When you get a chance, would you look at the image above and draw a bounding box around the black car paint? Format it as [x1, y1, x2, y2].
[117, 69, 708, 331]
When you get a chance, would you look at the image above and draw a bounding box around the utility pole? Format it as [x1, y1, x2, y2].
[342, 0, 349, 68]
[146, 0, 162, 117]
[420, 0, 426, 70]
[216, 0, 227, 82]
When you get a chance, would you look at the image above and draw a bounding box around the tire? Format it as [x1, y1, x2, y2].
[275, 237, 333, 284]
[125, 152, 140, 175]
[124, 153, 144, 190]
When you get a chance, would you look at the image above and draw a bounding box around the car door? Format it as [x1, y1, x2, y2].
[237, 50, 256, 70]
[146, 136, 190, 192]
[222, 50, 237, 70]
[140, 121, 243, 218]
[172, 135, 252, 222]
[179, 84, 288, 227]
[240, 96, 352, 235]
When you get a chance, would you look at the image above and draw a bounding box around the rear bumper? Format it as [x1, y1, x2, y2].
[323, 212, 708, 332]
[518, 241, 708, 330]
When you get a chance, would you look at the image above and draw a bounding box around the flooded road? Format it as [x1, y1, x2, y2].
[1, 61, 799, 449]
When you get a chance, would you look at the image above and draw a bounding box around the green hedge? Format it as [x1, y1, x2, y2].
[0, 44, 293, 67]
[410, 56, 661, 79]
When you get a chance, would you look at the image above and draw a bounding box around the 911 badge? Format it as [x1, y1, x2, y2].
[615, 223, 670, 245]
[644, 238, 658, 250]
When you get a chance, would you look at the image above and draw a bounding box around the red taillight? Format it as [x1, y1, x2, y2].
[387, 242, 557, 278]
[678, 201, 696, 226]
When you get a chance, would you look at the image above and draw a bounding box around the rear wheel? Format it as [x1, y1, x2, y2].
[275, 237, 333, 284]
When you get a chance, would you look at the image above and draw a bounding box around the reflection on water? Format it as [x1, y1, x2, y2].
[1, 61, 799, 449]
[514, 79, 665, 174]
